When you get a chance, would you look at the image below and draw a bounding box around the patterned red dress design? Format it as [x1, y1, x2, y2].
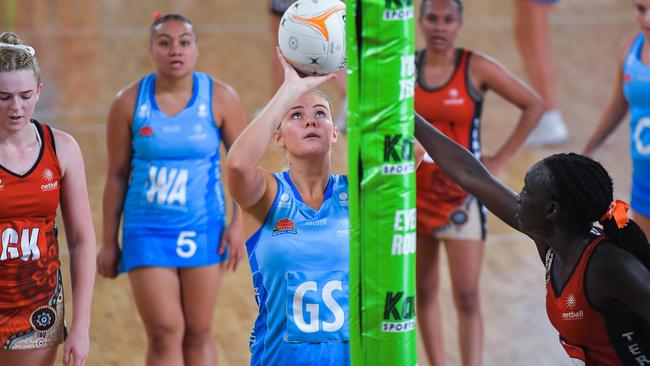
[0, 121, 65, 349]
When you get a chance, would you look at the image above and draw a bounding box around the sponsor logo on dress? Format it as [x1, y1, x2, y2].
[198, 103, 209, 118]
[562, 294, 584, 320]
[272, 218, 297, 236]
[0, 178, 4, 191]
[162, 125, 181, 133]
[338, 192, 349, 206]
[138, 104, 150, 119]
[40, 169, 59, 192]
[624, 73, 632, 83]
[305, 218, 327, 226]
[189, 123, 207, 140]
[278, 193, 291, 208]
[443, 88, 465, 106]
[139, 125, 154, 137]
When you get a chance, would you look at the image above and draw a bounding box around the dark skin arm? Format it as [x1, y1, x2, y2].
[414, 113, 551, 258]
[588, 243, 650, 322]
[415, 112, 519, 228]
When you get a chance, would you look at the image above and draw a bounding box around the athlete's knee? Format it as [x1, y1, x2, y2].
[416, 281, 440, 305]
[147, 322, 184, 351]
[454, 290, 480, 315]
[184, 323, 213, 347]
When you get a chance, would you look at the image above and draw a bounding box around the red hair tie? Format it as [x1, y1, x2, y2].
[600, 199, 630, 229]
[152, 12, 162, 20]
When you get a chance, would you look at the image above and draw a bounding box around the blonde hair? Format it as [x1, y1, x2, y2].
[0, 32, 41, 83]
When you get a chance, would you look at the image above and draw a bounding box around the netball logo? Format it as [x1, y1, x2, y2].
[565, 294, 577, 310]
[444, 88, 464, 106]
[40, 169, 59, 192]
[42, 169, 54, 182]
[562, 294, 584, 320]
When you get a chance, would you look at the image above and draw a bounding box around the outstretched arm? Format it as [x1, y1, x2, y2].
[414, 112, 519, 229]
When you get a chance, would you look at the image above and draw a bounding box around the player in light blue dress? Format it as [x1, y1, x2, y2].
[97, 13, 246, 365]
[226, 49, 349, 365]
[584, 10, 650, 239]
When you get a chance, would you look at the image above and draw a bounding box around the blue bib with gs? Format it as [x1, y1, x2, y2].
[246, 171, 350, 366]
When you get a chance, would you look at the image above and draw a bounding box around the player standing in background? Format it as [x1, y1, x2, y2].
[415, 1, 544, 365]
[97, 13, 246, 366]
[583, 0, 650, 241]
[514, 0, 570, 147]
[0, 32, 96, 366]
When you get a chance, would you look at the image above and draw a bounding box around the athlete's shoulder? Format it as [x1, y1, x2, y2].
[587, 239, 649, 290]
[50, 127, 81, 156]
[111, 78, 143, 114]
[210, 76, 241, 104]
[466, 50, 502, 72]
[619, 33, 641, 64]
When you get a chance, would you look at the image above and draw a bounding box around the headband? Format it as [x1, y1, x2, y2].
[0, 43, 35, 56]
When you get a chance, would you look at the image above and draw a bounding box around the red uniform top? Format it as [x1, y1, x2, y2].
[546, 236, 650, 365]
[414, 48, 484, 234]
[0, 121, 62, 342]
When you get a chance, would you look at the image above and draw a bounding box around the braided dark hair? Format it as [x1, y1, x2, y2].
[419, 0, 464, 20]
[149, 13, 195, 44]
[543, 153, 650, 269]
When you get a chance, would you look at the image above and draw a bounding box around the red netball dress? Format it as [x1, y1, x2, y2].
[415, 48, 486, 238]
[0, 121, 65, 349]
[546, 236, 650, 365]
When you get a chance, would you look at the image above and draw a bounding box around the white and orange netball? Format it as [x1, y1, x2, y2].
[278, 0, 346, 75]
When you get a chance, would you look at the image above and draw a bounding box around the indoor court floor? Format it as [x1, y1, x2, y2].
[0, 0, 637, 365]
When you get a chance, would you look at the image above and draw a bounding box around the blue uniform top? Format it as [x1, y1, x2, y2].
[623, 33, 650, 161]
[119, 72, 226, 272]
[246, 171, 350, 366]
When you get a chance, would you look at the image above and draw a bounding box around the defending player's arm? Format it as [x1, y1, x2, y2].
[214, 81, 247, 271]
[98, 86, 136, 278]
[414, 112, 518, 229]
[469, 52, 545, 174]
[225, 49, 335, 217]
[55, 129, 96, 366]
[582, 37, 632, 156]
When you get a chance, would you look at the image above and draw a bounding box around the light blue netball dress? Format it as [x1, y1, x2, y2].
[119, 72, 227, 273]
[246, 171, 350, 366]
[623, 33, 650, 217]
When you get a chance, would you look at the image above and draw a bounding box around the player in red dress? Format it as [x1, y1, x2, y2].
[415, 1, 544, 364]
[415, 112, 650, 366]
[0, 32, 95, 366]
